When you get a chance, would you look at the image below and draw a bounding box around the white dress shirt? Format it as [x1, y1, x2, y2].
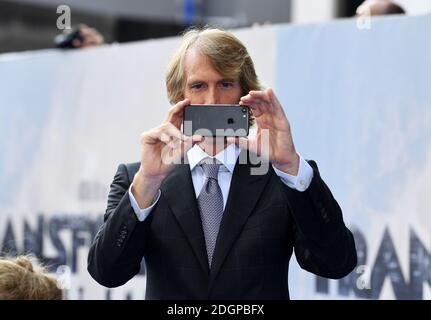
[129, 144, 314, 222]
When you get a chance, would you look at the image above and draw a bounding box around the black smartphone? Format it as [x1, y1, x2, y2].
[183, 104, 249, 137]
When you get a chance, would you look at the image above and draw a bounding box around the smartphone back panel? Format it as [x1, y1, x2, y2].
[183, 104, 249, 137]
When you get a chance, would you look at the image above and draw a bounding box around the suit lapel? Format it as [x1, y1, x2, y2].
[208, 151, 270, 292]
[161, 164, 209, 276]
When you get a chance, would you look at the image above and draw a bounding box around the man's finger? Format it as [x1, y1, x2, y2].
[265, 88, 283, 109]
[159, 123, 187, 144]
[191, 135, 204, 145]
[245, 102, 268, 117]
[248, 90, 271, 104]
[241, 97, 272, 115]
[241, 96, 269, 106]
[182, 135, 204, 154]
[164, 99, 190, 126]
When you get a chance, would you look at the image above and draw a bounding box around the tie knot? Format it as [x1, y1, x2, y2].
[200, 158, 221, 180]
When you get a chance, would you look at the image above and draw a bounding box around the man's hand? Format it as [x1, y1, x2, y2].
[132, 99, 203, 208]
[228, 88, 300, 176]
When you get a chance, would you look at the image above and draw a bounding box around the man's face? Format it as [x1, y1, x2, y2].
[183, 49, 242, 104]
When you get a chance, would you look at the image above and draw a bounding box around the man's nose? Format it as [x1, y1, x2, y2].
[204, 87, 219, 104]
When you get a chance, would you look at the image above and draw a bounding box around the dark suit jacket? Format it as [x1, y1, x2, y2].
[88, 154, 357, 299]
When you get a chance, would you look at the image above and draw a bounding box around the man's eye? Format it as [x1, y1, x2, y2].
[191, 83, 203, 90]
[221, 82, 234, 88]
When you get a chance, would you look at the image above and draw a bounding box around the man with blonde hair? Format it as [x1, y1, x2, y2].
[88, 27, 357, 299]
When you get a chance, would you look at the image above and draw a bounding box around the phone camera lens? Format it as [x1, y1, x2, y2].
[242, 107, 247, 113]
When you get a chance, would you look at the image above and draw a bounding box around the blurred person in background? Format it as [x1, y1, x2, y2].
[356, 0, 405, 16]
[0, 255, 62, 300]
[55, 23, 104, 49]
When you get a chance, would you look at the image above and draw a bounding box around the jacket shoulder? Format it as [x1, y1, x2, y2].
[116, 162, 140, 184]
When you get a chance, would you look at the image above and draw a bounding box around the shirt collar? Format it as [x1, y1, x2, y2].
[187, 143, 241, 174]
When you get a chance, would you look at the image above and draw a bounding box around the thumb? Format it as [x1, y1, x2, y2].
[182, 135, 204, 153]
[226, 137, 249, 150]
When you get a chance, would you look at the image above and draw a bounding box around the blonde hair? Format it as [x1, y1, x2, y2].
[0, 256, 62, 300]
[166, 26, 263, 105]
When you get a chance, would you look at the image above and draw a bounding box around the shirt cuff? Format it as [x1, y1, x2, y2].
[128, 186, 161, 222]
[272, 154, 314, 192]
